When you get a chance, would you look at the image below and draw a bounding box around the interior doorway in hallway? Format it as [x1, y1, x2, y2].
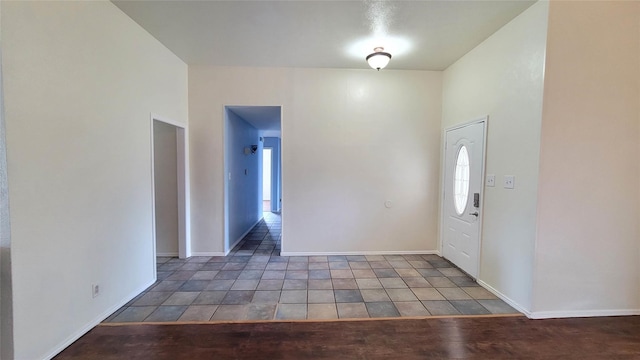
[262, 147, 272, 212]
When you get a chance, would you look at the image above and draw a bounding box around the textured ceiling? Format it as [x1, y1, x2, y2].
[113, 0, 536, 71]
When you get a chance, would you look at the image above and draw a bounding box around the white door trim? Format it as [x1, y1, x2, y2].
[439, 116, 488, 278]
[150, 113, 191, 264]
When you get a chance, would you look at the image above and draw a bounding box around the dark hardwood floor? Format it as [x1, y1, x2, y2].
[55, 315, 640, 359]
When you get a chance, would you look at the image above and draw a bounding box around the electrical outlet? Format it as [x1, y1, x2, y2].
[486, 174, 495, 187]
[504, 175, 515, 189]
[92, 284, 100, 298]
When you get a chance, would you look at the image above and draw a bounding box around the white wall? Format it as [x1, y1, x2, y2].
[442, 1, 548, 312]
[153, 120, 179, 256]
[2, 2, 188, 359]
[189, 67, 442, 254]
[224, 109, 262, 251]
[0, 0, 14, 356]
[532, 1, 640, 317]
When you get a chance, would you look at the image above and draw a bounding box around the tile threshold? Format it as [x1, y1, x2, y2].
[101, 313, 525, 326]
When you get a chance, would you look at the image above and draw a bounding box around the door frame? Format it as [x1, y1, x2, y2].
[150, 113, 191, 265]
[439, 116, 488, 278]
[222, 105, 284, 254]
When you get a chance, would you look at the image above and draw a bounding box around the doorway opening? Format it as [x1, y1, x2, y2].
[223, 106, 282, 254]
[263, 148, 273, 212]
[150, 114, 191, 266]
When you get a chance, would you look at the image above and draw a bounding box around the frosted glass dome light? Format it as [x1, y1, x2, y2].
[366, 47, 392, 71]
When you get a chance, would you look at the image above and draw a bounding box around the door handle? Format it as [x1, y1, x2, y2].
[469, 211, 479, 217]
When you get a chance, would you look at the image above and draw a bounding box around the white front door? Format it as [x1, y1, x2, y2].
[442, 119, 486, 278]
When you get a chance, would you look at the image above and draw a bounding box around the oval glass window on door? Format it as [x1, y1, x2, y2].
[453, 145, 470, 215]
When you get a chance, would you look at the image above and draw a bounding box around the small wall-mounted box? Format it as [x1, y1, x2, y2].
[504, 175, 515, 189]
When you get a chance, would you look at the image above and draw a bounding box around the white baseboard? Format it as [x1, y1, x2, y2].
[226, 237, 243, 256]
[280, 250, 440, 256]
[191, 252, 226, 257]
[43, 278, 156, 360]
[529, 308, 640, 319]
[477, 280, 640, 319]
[185, 217, 265, 258]
[225, 217, 263, 255]
[476, 280, 531, 317]
[157, 252, 178, 257]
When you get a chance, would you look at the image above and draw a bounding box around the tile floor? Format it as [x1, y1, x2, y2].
[104, 212, 518, 323]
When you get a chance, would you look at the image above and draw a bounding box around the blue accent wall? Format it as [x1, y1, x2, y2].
[264, 137, 281, 212]
[224, 109, 262, 250]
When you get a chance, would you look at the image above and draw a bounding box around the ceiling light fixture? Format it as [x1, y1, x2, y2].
[366, 47, 392, 71]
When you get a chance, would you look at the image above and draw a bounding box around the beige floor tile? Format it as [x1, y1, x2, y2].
[388, 260, 412, 269]
[330, 269, 354, 278]
[162, 292, 200, 306]
[356, 278, 383, 289]
[308, 303, 338, 319]
[379, 278, 408, 289]
[361, 289, 391, 302]
[178, 305, 218, 321]
[421, 300, 460, 315]
[308, 279, 333, 289]
[309, 256, 328, 263]
[439, 268, 465, 277]
[212, 305, 249, 320]
[246, 303, 276, 320]
[408, 261, 433, 269]
[349, 262, 372, 270]
[275, 304, 307, 320]
[403, 277, 432, 288]
[426, 277, 457, 288]
[462, 286, 498, 299]
[308, 289, 335, 303]
[308, 262, 329, 270]
[394, 301, 430, 317]
[352, 269, 377, 278]
[282, 279, 307, 290]
[478, 299, 517, 314]
[132, 292, 173, 306]
[412, 288, 446, 301]
[336, 302, 369, 318]
[252, 290, 281, 303]
[365, 255, 386, 261]
[395, 269, 422, 278]
[437, 287, 472, 300]
[386, 288, 418, 302]
[332, 278, 358, 289]
[190, 271, 219, 280]
[280, 290, 307, 303]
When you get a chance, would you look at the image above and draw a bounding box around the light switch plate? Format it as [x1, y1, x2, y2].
[504, 175, 515, 189]
[486, 174, 495, 187]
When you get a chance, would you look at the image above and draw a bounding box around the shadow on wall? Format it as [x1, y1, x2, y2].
[224, 108, 262, 252]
